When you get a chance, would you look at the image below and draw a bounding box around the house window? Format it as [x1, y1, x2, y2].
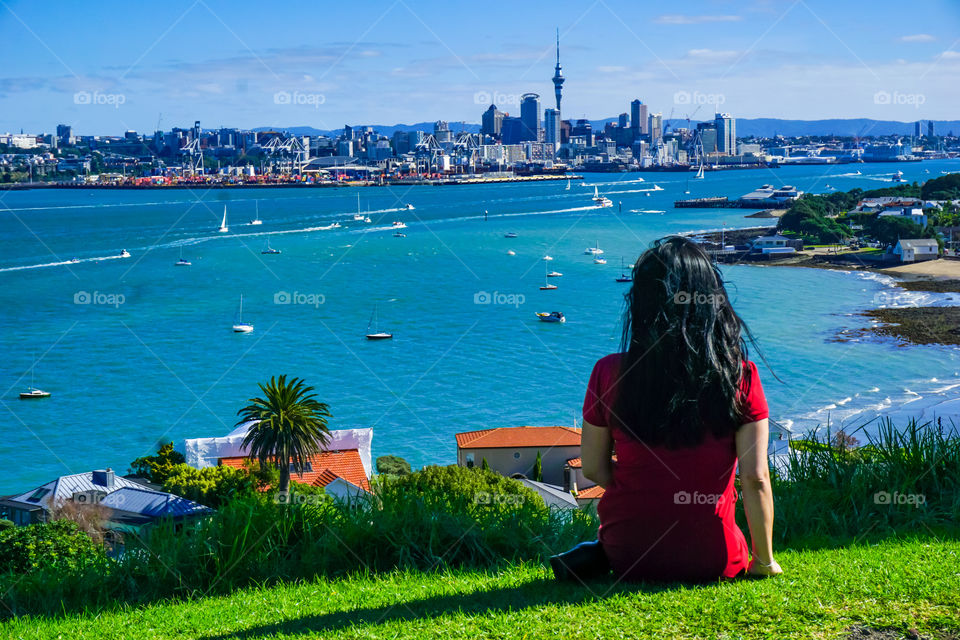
[26, 488, 50, 503]
[465, 453, 474, 468]
[514, 452, 521, 459]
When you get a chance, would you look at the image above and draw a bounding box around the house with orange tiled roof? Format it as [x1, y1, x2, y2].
[455, 426, 582, 487]
[219, 448, 370, 493]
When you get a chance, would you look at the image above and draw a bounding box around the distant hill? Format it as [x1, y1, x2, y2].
[255, 118, 958, 138]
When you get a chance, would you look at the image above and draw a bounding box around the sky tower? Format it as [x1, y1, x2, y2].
[551, 28, 564, 116]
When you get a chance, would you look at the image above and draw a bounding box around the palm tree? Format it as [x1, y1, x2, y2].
[236, 375, 332, 494]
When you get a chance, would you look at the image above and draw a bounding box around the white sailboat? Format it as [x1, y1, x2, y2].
[249, 201, 262, 225]
[592, 186, 613, 208]
[540, 261, 558, 290]
[19, 356, 50, 399]
[365, 305, 393, 340]
[175, 246, 191, 266]
[694, 162, 705, 179]
[584, 242, 604, 256]
[218, 206, 229, 233]
[565, 179, 571, 191]
[232, 295, 254, 333]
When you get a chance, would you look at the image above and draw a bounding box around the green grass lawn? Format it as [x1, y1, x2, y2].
[4, 536, 959, 640]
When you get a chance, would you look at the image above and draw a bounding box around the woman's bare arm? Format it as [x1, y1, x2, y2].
[735, 418, 782, 576]
[581, 421, 614, 488]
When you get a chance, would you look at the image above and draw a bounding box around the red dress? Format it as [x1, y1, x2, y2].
[582, 353, 769, 582]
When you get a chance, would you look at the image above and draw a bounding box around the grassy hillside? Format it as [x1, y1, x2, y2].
[5, 536, 959, 639]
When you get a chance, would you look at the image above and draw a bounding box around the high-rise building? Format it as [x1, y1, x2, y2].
[481, 105, 504, 137]
[631, 99, 648, 135]
[714, 113, 736, 154]
[551, 28, 564, 116]
[915, 121, 923, 137]
[434, 121, 453, 143]
[572, 119, 593, 146]
[544, 108, 560, 147]
[649, 113, 663, 145]
[928, 121, 936, 137]
[520, 93, 541, 142]
[501, 117, 524, 145]
[618, 113, 629, 129]
[56, 124, 72, 146]
[696, 122, 718, 155]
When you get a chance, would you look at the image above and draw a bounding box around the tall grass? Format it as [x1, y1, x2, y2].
[769, 418, 960, 545]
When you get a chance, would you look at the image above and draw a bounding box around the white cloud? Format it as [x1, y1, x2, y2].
[940, 50, 960, 59]
[899, 34, 935, 43]
[685, 49, 743, 62]
[655, 14, 742, 25]
[597, 65, 628, 73]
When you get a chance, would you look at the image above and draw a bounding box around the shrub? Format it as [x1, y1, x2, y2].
[129, 442, 186, 484]
[0, 519, 13, 531]
[161, 464, 257, 509]
[376, 455, 412, 476]
[0, 520, 102, 575]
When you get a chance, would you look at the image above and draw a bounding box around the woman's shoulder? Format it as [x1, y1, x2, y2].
[592, 353, 623, 376]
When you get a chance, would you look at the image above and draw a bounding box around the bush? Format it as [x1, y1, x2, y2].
[161, 464, 257, 509]
[376, 455, 412, 476]
[0, 520, 102, 575]
[0, 519, 13, 531]
[129, 442, 186, 484]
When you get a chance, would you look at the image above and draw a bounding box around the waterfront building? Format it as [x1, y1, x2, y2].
[715, 113, 736, 155]
[631, 99, 648, 135]
[544, 108, 560, 149]
[455, 426, 582, 487]
[520, 93, 541, 142]
[481, 104, 503, 137]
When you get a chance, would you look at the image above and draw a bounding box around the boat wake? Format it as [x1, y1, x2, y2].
[0, 253, 128, 272]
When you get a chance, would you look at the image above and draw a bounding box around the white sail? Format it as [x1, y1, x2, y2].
[218, 206, 229, 232]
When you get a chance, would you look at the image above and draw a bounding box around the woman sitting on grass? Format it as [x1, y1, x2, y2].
[553, 236, 782, 582]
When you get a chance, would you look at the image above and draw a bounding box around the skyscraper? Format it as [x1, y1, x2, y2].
[618, 113, 629, 129]
[928, 121, 936, 137]
[501, 117, 524, 145]
[631, 99, 648, 135]
[551, 28, 564, 116]
[481, 105, 503, 137]
[649, 113, 663, 145]
[915, 121, 922, 137]
[520, 93, 541, 142]
[544, 108, 560, 148]
[714, 113, 736, 155]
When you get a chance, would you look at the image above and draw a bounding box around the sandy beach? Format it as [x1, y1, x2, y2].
[879, 259, 960, 280]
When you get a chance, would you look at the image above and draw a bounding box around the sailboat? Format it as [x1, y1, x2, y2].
[592, 186, 613, 208]
[616, 257, 633, 282]
[584, 242, 603, 256]
[694, 162, 705, 179]
[565, 179, 571, 191]
[353, 193, 367, 221]
[232, 295, 254, 333]
[19, 356, 50, 399]
[540, 262, 558, 290]
[218, 206, 229, 233]
[249, 201, 262, 225]
[261, 239, 281, 255]
[175, 246, 191, 266]
[365, 305, 393, 340]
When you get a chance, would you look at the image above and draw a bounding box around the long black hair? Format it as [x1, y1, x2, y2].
[613, 236, 753, 449]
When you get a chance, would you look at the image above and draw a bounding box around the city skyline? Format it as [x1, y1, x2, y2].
[1, 0, 959, 135]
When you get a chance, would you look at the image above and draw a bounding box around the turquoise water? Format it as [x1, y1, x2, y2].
[2, 160, 960, 493]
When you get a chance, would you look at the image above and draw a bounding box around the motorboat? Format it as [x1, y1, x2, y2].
[594, 258, 607, 265]
[536, 311, 565, 323]
[404, 203, 415, 210]
[504, 232, 518, 238]
[392, 221, 407, 229]
[393, 232, 406, 238]
[547, 271, 562, 277]
[592, 186, 613, 208]
[119, 249, 131, 258]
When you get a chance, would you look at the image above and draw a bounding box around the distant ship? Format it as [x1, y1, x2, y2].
[592, 187, 613, 208]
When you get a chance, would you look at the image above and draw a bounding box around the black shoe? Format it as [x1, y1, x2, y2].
[549, 540, 611, 582]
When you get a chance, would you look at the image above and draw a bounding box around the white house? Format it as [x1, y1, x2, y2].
[893, 238, 939, 262]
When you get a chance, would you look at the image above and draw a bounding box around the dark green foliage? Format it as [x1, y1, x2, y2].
[376, 455, 412, 476]
[128, 442, 186, 484]
[866, 215, 930, 247]
[0, 520, 102, 575]
[861, 183, 921, 199]
[533, 451, 543, 482]
[481, 457, 490, 471]
[920, 173, 960, 200]
[778, 195, 851, 243]
[160, 464, 257, 509]
[0, 519, 13, 531]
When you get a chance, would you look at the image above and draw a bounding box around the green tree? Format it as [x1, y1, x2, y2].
[868, 215, 926, 247]
[376, 455, 412, 476]
[129, 442, 186, 484]
[161, 464, 256, 508]
[533, 451, 543, 482]
[481, 457, 489, 471]
[236, 375, 332, 494]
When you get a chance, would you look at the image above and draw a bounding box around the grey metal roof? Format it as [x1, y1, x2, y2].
[8, 471, 145, 509]
[99, 487, 211, 518]
[517, 479, 579, 509]
[898, 239, 939, 249]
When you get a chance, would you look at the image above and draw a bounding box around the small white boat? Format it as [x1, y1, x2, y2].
[250, 201, 263, 225]
[856, 170, 863, 175]
[504, 232, 518, 238]
[594, 258, 607, 265]
[392, 221, 407, 229]
[584, 243, 603, 256]
[592, 186, 613, 208]
[404, 203, 415, 210]
[218, 206, 229, 233]
[119, 249, 131, 258]
[175, 246, 191, 266]
[565, 179, 571, 191]
[543, 255, 554, 261]
[540, 263, 558, 290]
[540, 284, 558, 290]
[536, 311, 565, 323]
[232, 294, 254, 333]
[366, 305, 393, 340]
[507, 250, 516, 256]
[892, 170, 906, 183]
[19, 358, 50, 399]
[353, 213, 368, 221]
[547, 271, 562, 277]
[261, 240, 281, 255]
[393, 232, 406, 238]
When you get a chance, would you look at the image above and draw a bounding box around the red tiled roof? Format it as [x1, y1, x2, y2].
[455, 426, 581, 450]
[566, 457, 582, 468]
[219, 449, 369, 491]
[577, 485, 606, 499]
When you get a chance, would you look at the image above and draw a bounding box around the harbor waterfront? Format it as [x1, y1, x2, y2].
[2, 160, 959, 494]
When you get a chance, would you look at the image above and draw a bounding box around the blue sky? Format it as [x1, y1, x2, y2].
[1, 0, 958, 135]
